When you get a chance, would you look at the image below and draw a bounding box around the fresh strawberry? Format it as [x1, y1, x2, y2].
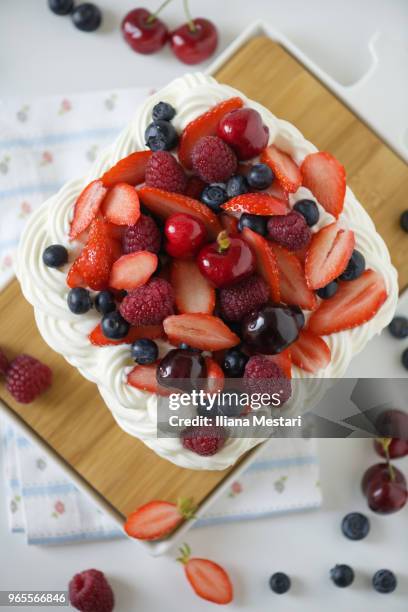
[268, 350, 292, 379]
[269, 243, 317, 310]
[89, 323, 163, 346]
[138, 186, 222, 239]
[66, 261, 85, 288]
[222, 192, 288, 216]
[127, 363, 170, 396]
[308, 269, 387, 335]
[101, 150, 152, 187]
[178, 543, 233, 605]
[205, 357, 225, 393]
[178, 97, 243, 169]
[261, 145, 302, 193]
[109, 251, 158, 291]
[241, 227, 280, 301]
[125, 498, 196, 541]
[266, 180, 289, 203]
[219, 212, 239, 235]
[305, 222, 355, 289]
[171, 260, 215, 315]
[101, 183, 140, 226]
[300, 152, 346, 218]
[163, 314, 240, 351]
[291, 329, 331, 372]
[106, 222, 125, 242]
[67, 218, 113, 291]
[69, 180, 108, 240]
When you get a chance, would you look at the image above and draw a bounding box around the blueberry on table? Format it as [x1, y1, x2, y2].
[152, 102, 176, 122]
[223, 348, 248, 378]
[339, 250, 365, 281]
[269, 572, 291, 594]
[400, 210, 408, 232]
[48, 0, 74, 15]
[388, 316, 408, 339]
[330, 564, 354, 587]
[372, 569, 397, 593]
[95, 290, 116, 315]
[101, 311, 129, 339]
[317, 280, 338, 300]
[67, 288, 92, 314]
[71, 3, 102, 32]
[238, 213, 267, 236]
[145, 121, 179, 151]
[42, 244, 68, 268]
[201, 184, 228, 212]
[293, 199, 319, 227]
[131, 338, 158, 365]
[341, 512, 370, 541]
[226, 175, 248, 198]
[247, 163, 274, 190]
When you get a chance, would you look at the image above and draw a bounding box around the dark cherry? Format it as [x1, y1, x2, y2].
[121, 8, 168, 54]
[242, 304, 300, 355]
[197, 233, 256, 288]
[157, 348, 207, 391]
[374, 438, 408, 459]
[289, 305, 305, 330]
[361, 463, 406, 496]
[374, 409, 408, 439]
[367, 475, 407, 514]
[170, 18, 218, 65]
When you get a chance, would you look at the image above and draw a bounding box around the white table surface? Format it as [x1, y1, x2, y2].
[1, 1, 408, 610]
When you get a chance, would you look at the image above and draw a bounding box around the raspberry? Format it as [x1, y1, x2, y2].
[267, 211, 311, 251]
[145, 151, 187, 194]
[191, 136, 237, 183]
[244, 355, 291, 405]
[69, 569, 114, 612]
[185, 175, 206, 200]
[122, 214, 161, 254]
[219, 275, 269, 322]
[119, 277, 174, 326]
[0, 348, 9, 376]
[181, 425, 227, 456]
[6, 355, 52, 404]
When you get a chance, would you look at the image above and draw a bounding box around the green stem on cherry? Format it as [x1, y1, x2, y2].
[183, 0, 196, 32]
[146, 0, 174, 24]
[378, 437, 396, 482]
[217, 231, 231, 253]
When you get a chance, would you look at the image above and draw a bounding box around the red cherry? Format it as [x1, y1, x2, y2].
[197, 232, 256, 288]
[121, 8, 168, 55]
[375, 409, 408, 438]
[165, 213, 207, 258]
[170, 18, 218, 65]
[217, 108, 269, 160]
[374, 438, 408, 459]
[367, 474, 407, 515]
[361, 462, 406, 496]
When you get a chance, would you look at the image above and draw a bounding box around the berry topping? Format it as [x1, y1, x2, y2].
[89, 322, 162, 347]
[238, 213, 267, 236]
[339, 249, 366, 281]
[260, 145, 301, 193]
[372, 569, 397, 594]
[242, 305, 300, 355]
[69, 180, 108, 241]
[305, 223, 355, 289]
[71, 3, 102, 32]
[222, 192, 287, 216]
[217, 107, 269, 160]
[204, 357, 225, 394]
[223, 348, 249, 377]
[101, 182, 140, 226]
[165, 213, 207, 258]
[0, 349, 9, 376]
[191, 135, 237, 183]
[388, 316, 408, 339]
[110, 251, 158, 291]
[152, 102, 176, 122]
[219, 274, 269, 322]
[269, 572, 291, 595]
[400, 210, 408, 232]
[293, 198, 319, 226]
[181, 425, 227, 456]
[157, 348, 207, 391]
[145, 151, 187, 194]
[68, 569, 114, 612]
[120, 277, 174, 326]
[123, 214, 161, 255]
[131, 338, 159, 365]
[341, 512, 370, 541]
[67, 287, 92, 314]
[300, 152, 346, 218]
[145, 120, 178, 152]
[330, 564, 354, 588]
[200, 184, 228, 212]
[95, 290, 116, 314]
[244, 355, 291, 404]
[6, 355, 52, 404]
[170, 18, 218, 65]
[163, 313, 240, 351]
[226, 175, 249, 198]
[291, 329, 331, 373]
[101, 311, 130, 340]
[316, 280, 338, 300]
[247, 163, 274, 190]
[171, 259, 215, 314]
[127, 363, 169, 395]
[268, 349, 293, 379]
[269, 243, 317, 310]
[241, 228, 280, 301]
[267, 210, 311, 251]
[125, 498, 196, 541]
[102, 151, 152, 188]
[185, 175, 206, 200]
[42, 244, 68, 268]
[197, 232, 256, 288]
[178, 543, 233, 605]
[48, 0, 74, 16]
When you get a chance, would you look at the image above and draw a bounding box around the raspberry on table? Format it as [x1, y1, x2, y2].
[244, 355, 291, 405]
[122, 214, 161, 254]
[191, 135, 237, 183]
[145, 151, 187, 194]
[267, 211, 311, 251]
[6, 355, 52, 404]
[181, 425, 227, 456]
[119, 277, 174, 326]
[0, 348, 9, 376]
[68, 568, 114, 612]
[219, 275, 269, 322]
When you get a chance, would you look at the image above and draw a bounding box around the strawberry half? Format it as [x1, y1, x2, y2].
[291, 329, 331, 373]
[101, 150, 152, 188]
[178, 97, 243, 169]
[300, 151, 346, 218]
[67, 218, 113, 291]
[101, 183, 140, 226]
[171, 259, 215, 315]
[305, 222, 355, 290]
[178, 543, 233, 605]
[138, 186, 221, 239]
[89, 323, 163, 346]
[125, 498, 196, 541]
[109, 251, 158, 291]
[241, 227, 280, 301]
[269, 243, 317, 311]
[127, 363, 170, 396]
[222, 192, 288, 216]
[69, 180, 108, 241]
[163, 314, 240, 351]
[205, 357, 225, 393]
[261, 145, 302, 193]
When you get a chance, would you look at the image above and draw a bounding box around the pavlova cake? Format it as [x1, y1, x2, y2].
[17, 73, 398, 470]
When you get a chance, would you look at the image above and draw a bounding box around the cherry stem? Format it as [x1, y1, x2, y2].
[183, 0, 196, 32]
[146, 0, 174, 24]
[379, 437, 396, 482]
[217, 231, 231, 253]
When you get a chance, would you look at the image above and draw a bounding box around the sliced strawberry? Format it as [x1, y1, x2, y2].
[66, 260, 85, 288]
[67, 218, 113, 291]
[205, 357, 225, 393]
[171, 260, 215, 315]
[69, 180, 108, 241]
[266, 180, 289, 203]
[101, 183, 140, 226]
[261, 145, 302, 193]
[89, 323, 163, 346]
[178, 97, 243, 169]
[269, 243, 317, 311]
[106, 222, 125, 242]
[178, 544, 233, 605]
[163, 314, 240, 351]
[125, 498, 196, 541]
[268, 350, 292, 379]
[101, 150, 152, 188]
[222, 192, 288, 216]
[308, 269, 387, 335]
[127, 363, 170, 396]
[109, 251, 158, 291]
[219, 212, 239, 235]
[138, 186, 221, 239]
[241, 227, 280, 301]
[305, 222, 355, 289]
[300, 152, 346, 218]
[291, 330, 331, 373]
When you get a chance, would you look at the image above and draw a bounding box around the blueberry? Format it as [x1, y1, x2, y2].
[145, 121, 178, 151]
[247, 163, 274, 190]
[269, 572, 291, 594]
[48, 0, 74, 15]
[372, 569, 397, 593]
[400, 210, 408, 233]
[71, 3, 102, 31]
[238, 213, 267, 236]
[293, 199, 319, 227]
[339, 250, 365, 281]
[42, 244, 68, 268]
[402, 348, 408, 370]
[223, 349, 248, 377]
[131, 338, 159, 365]
[101, 311, 129, 339]
[67, 288, 92, 314]
[152, 102, 176, 122]
[201, 184, 228, 212]
[317, 280, 338, 300]
[95, 290, 116, 315]
[226, 175, 249, 198]
[388, 316, 408, 339]
[330, 564, 354, 588]
[341, 512, 370, 541]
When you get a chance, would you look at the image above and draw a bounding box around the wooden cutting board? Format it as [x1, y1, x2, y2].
[0, 36, 407, 524]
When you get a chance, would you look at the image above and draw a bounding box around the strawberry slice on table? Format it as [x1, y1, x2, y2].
[138, 186, 221, 239]
[163, 314, 240, 351]
[127, 363, 170, 396]
[89, 323, 163, 346]
[261, 144, 302, 193]
[305, 222, 355, 290]
[300, 151, 346, 218]
[268, 349, 292, 379]
[178, 543, 233, 605]
[204, 357, 225, 393]
[67, 218, 113, 291]
[222, 192, 288, 216]
[101, 150, 152, 187]
[171, 259, 215, 315]
[125, 498, 196, 541]
[69, 180, 108, 241]
[109, 251, 158, 291]
[178, 97, 243, 170]
[101, 183, 140, 226]
[291, 329, 331, 373]
[241, 227, 280, 302]
[269, 243, 317, 311]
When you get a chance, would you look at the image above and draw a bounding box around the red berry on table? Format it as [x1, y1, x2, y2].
[171, 259, 215, 314]
[6, 355, 52, 404]
[163, 313, 240, 351]
[164, 213, 207, 258]
[191, 135, 237, 183]
[170, 15, 218, 65]
[361, 462, 406, 496]
[109, 251, 158, 291]
[300, 151, 346, 218]
[68, 568, 114, 612]
[119, 277, 174, 325]
[260, 144, 302, 193]
[121, 8, 168, 55]
[375, 408, 408, 439]
[267, 210, 311, 251]
[0, 348, 9, 376]
[217, 107, 269, 160]
[177, 543, 233, 604]
[125, 498, 196, 540]
[145, 151, 187, 194]
[122, 214, 161, 254]
[197, 231, 256, 288]
[366, 470, 407, 515]
[374, 438, 408, 459]
[181, 425, 227, 457]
